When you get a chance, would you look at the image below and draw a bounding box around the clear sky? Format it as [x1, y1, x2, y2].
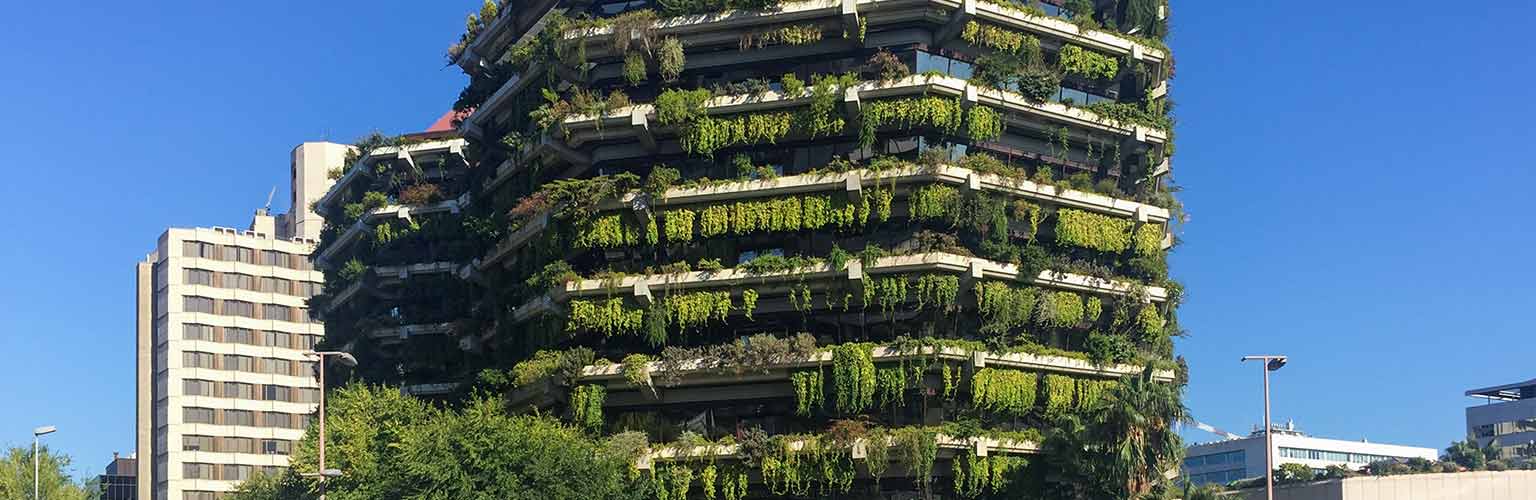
[0, 0, 1532, 479]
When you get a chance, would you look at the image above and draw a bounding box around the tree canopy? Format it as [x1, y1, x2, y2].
[0, 445, 93, 500]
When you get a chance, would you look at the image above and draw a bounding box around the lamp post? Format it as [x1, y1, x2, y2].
[306, 351, 357, 500]
[1241, 355, 1287, 500]
[33, 425, 56, 500]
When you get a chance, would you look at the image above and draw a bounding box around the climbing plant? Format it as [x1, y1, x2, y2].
[681, 112, 794, 157]
[1055, 208, 1135, 253]
[970, 368, 1037, 416]
[741, 288, 759, 320]
[622, 353, 653, 388]
[1058, 44, 1120, 81]
[914, 274, 960, 313]
[574, 214, 641, 249]
[568, 298, 645, 336]
[658, 37, 685, 81]
[832, 343, 876, 414]
[953, 451, 1025, 498]
[665, 291, 733, 331]
[1042, 373, 1075, 417]
[571, 384, 606, 431]
[974, 281, 1038, 335]
[860, 96, 966, 149]
[961, 21, 1038, 56]
[875, 365, 908, 409]
[1037, 290, 1086, 328]
[663, 209, 695, 242]
[967, 105, 1004, 142]
[791, 368, 824, 416]
[893, 427, 939, 495]
[910, 184, 959, 222]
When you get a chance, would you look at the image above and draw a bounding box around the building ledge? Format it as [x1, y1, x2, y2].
[584, 344, 1173, 387]
[640, 432, 1038, 470]
[558, 74, 1168, 148]
[315, 199, 464, 268]
[480, 162, 1169, 270]
[314, 138, 468, 216]
[326, 261, 463, 312]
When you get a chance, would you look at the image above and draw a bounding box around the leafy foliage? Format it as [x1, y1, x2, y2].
[831, 343, 876, 414]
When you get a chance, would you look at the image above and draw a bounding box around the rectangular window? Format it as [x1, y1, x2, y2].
[182, 241, 216, 259]
[263, 304, 292, 321]
[223, 382, 253, 400]
[299, 335, 321, 349]
[181, 352, 214, 369]
[261, 250, 289, 268]
[222, 464, 252, 481]
[299, 361, 316, 376]
[222, 354, 253, 372]
[224, 437, 254, 454]
[183, 269, 213, 286]
[224, 409, 254, 426]
[182, 379, 213, 396]
[260, 277, 291, 294]
[263, 412, 292, 428]
[223, 246, 254, 263]
[267, 359, 292, 375]
[181, 435, 213, 451]
[263, 331, 290, 348]
[294, 308, 312, 323]
[263, 385, 290, 402]
[182, 324, 213, 341]
[223, 300, 255, 318]
[223, 327, 254, 344]
[225, 273, 254, 290]
[182, 463, 213, 479]
[297, 388, 320, 404]
[183, 407, 215, 424]
[183, 296, 215, 314]
[260, 439, 292, 455]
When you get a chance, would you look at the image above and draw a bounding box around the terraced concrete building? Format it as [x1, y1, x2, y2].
[316, 0, 1183, 497]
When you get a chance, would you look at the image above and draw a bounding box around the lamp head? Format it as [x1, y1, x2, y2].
[33, 426, 56, 436]
[1267, 357, 1288, 371]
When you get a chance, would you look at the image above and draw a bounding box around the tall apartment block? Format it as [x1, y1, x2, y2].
[1467, 378, 1536, 460]
[135, 142, 346, 500]
[316, 0, 1182, 497]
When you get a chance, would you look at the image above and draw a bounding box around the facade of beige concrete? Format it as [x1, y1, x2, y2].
[1233, 470, 1536, 500]
[136, 142, 341, 500]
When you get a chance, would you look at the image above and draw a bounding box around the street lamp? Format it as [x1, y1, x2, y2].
[33, 425, 56, 500]
[307, 351, 357, 500]
[1241, 355, 1287, 500]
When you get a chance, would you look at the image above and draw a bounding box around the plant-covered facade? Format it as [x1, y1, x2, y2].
[317, 0, 1187, 497]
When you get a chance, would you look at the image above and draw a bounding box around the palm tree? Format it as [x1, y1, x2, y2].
[1036, 367, 1191, 499]
[1093, 367, 1191, 497]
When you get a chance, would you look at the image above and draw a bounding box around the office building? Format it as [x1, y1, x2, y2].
[1467, 378, 1536, 460]
[316, 0, 1184, 496]
[136, 142, 344, 500]
[99, 452, 138, 500]
[1184, 423, 1437, 486]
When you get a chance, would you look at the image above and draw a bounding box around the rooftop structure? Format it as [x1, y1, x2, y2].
[1467, 378, 1536, 460]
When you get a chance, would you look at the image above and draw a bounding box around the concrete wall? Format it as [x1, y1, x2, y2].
[1233, 471, 1536, 500]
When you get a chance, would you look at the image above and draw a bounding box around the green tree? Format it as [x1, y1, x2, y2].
[1444, 436, 1500, 471]
[393, 396, 637, 500]
[287, 383, 437, 500]
[1275, 463, 1315, 484]
[0, 445, 91, 500]
[223, 470, 312, 500]
[1031, 368, 1190, 499]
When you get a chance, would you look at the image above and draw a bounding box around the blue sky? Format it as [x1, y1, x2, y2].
[0, 0, 1532, 478]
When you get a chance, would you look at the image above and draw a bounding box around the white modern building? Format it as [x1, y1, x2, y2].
[1184, 423, 1438, 486]
[135, 142, 346, 500]
[1467, 378, 1536, 460]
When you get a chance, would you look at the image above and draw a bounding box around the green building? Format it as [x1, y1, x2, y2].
[314, 0, 1185, 497]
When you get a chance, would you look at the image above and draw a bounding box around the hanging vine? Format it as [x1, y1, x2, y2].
[568, 298, 645, 336]
[970, 368, 1037, 416]
[974, 282, 1038, 335]
[571, 384, 606, 432]
[832, 343, 876, 414]
[1037, 290, 1086, 328]
[662, 209, 695, 243]
[1042, 373, 1075, 417]
[791, 368, 825, 416]
[914, 274, 961, 313]
[741, 288, 759, 320]
[875, 365, 908, 409]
